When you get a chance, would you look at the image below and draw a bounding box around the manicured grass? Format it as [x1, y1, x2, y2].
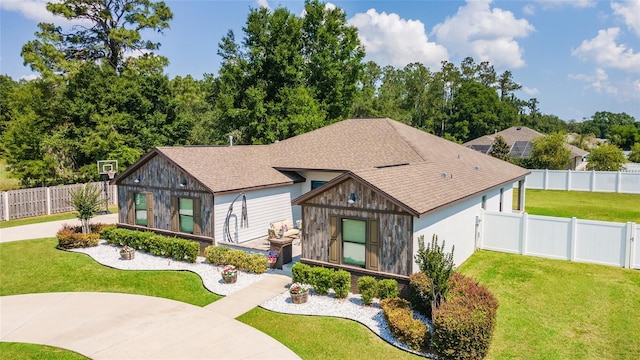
[0, 238, 220, 306]
[238, 309, 422, 360]
[458, 250, 640, 360]
[0, 342, 88, 360]
[0, 206, 117, 229]
[524, 189, 640, 223]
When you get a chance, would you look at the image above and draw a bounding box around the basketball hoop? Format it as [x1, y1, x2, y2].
[106, 169, 116, 180]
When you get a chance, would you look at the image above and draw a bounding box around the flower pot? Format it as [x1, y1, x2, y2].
[120, 250, 135, 260]
[290, 292, 308, 304]
[222, 273, 237, 284]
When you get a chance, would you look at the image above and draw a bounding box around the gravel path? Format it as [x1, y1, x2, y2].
[71, 241, 433, 358]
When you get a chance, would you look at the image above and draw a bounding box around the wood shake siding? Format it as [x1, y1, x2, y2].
[117, 154, 214, 238]
[301, 178, 413, 276]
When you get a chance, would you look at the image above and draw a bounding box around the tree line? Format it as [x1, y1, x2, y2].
[1, 0, 638, 187]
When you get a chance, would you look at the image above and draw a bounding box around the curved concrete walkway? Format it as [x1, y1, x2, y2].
[0, 217, 300, 359]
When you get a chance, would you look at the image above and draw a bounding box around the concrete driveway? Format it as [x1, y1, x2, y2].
[0, 213, 118, 243]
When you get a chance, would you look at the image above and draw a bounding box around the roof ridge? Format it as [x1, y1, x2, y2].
[385, 119, 429, 164]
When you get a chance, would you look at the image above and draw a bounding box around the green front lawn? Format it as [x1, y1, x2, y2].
[524, 189, 640, 223]
[0, 206, 117, 229]
[0, 238, 219, 306]
[0, 342, 88, 360]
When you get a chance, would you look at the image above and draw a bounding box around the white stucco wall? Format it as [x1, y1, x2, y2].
[412, 183, 515, 271]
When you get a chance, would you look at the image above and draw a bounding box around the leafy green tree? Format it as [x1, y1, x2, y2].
[414, 234, 455, 308]
[628, 143, 640, 163]
[609, 124, 640, 150]
[449, 80, 501, 142]
[68, 183, 102, 234]
[22, 0, 173, 75]
[528, 133, 571, 170]
[209, 0, 364, 145]
[489, 135, 511, 161]
[586, 143, 627, 171]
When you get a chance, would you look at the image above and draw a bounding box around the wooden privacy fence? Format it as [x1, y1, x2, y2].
[480, 211, 639, 269]
[0, 182, 117, 221]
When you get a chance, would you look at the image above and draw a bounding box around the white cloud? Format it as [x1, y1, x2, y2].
[522, 4, 535, 15]
[347, 9, 448, 68]
[19, 74, 39, 81]
[0, 0, 87, 27]
[569, 68, 618, 94]
[612, 0, 640, 37]
[572, 28, 640, 73]
[431, 0, 534, 69]
[522, 86, 539, 96]
[535, 0, 597, 9]
[256, 0, 270, 11]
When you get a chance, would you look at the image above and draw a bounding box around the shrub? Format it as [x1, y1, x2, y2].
[204, 246, 231, 265]
[414, 234, 454, 307]
[204, 246, 267, 274]
[291, 262, 312, 284]
[409, 272, 433, 317]
[332, 269, 351, 298]
[311, 267, 334, 295]
[432, 273, 498, 360]
[381, 298, 429, 352]
[377, 279, 399, 300]
[56, 225, 100, 249]
[357, 276, 378, 305]
[100, 228, 198, 263]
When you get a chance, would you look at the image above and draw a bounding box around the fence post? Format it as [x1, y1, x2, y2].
[543, 169, 549, 190]
[566, 170, 572, 191]
[520, 212, 528, 255]
[570, 217, 578, 262]
[616, 172, 622, 193]
[625, 222, 635, 269]
[590, 170, 596, 192]
[46, 187, 51, 215]
[2, 192, 8, 221]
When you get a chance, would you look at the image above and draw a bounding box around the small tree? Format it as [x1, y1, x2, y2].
[628, 142, 640, 163]
[528, 133, 571, 170]
[586, 143, 627, 171]
[68, 183, 102, 234]
[414, 235, 455, 308]
[489, 135, 510, 161]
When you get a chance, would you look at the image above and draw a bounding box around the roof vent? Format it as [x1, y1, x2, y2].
[441, 172, 447, 178]
[516, 126, 522, 130]
[475, 165, 480, 171]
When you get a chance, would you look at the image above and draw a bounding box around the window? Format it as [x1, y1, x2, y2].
[179, 198, 194, 234]
[342, 219, 366, 267]
[135, 193, 148, 226]
[311, 180, 327, 190]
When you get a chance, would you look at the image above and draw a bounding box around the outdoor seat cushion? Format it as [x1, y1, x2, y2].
[269, 220, 299, 238]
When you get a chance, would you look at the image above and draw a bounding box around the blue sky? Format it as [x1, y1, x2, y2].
[1, 0, 639, 122]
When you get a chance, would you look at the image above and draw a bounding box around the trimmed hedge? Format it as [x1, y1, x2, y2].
[291, 262, 313, 285]
[203, 245, 267, 274]
[311, 266, 334, 295]
[381, 298, 429, 352]
[331, 270, 351, 298]
[357, 276, 377, 305]
[102, 227, 199, 263]
[56, 225, 100, 249]
[377, 278, 399, 300]
[432, 273, 498, 360]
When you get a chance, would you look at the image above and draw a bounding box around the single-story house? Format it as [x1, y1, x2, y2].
[113, 118, 529, 280]
[464, 126, 588, 170]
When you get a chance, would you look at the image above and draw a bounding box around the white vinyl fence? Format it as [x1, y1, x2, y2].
[526, 169, 640, 194]
[0, 182, 117, 221]
[481, 211, 639, 269]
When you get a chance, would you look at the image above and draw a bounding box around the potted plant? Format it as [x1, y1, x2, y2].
[120, 245, 135, 260]
[221, 265, 238, 284]
[268, 251, 278, 268]
[289, 282, 310, 304]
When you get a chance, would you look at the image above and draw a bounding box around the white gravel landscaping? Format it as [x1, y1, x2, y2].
[71, 240, 433, 358]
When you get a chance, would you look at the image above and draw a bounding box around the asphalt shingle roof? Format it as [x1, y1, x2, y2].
[119, 118, 529, 215]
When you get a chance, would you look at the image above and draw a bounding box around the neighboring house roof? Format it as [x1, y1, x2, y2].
[116, 118, 529, 211]
[463, 126, 588, 159]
